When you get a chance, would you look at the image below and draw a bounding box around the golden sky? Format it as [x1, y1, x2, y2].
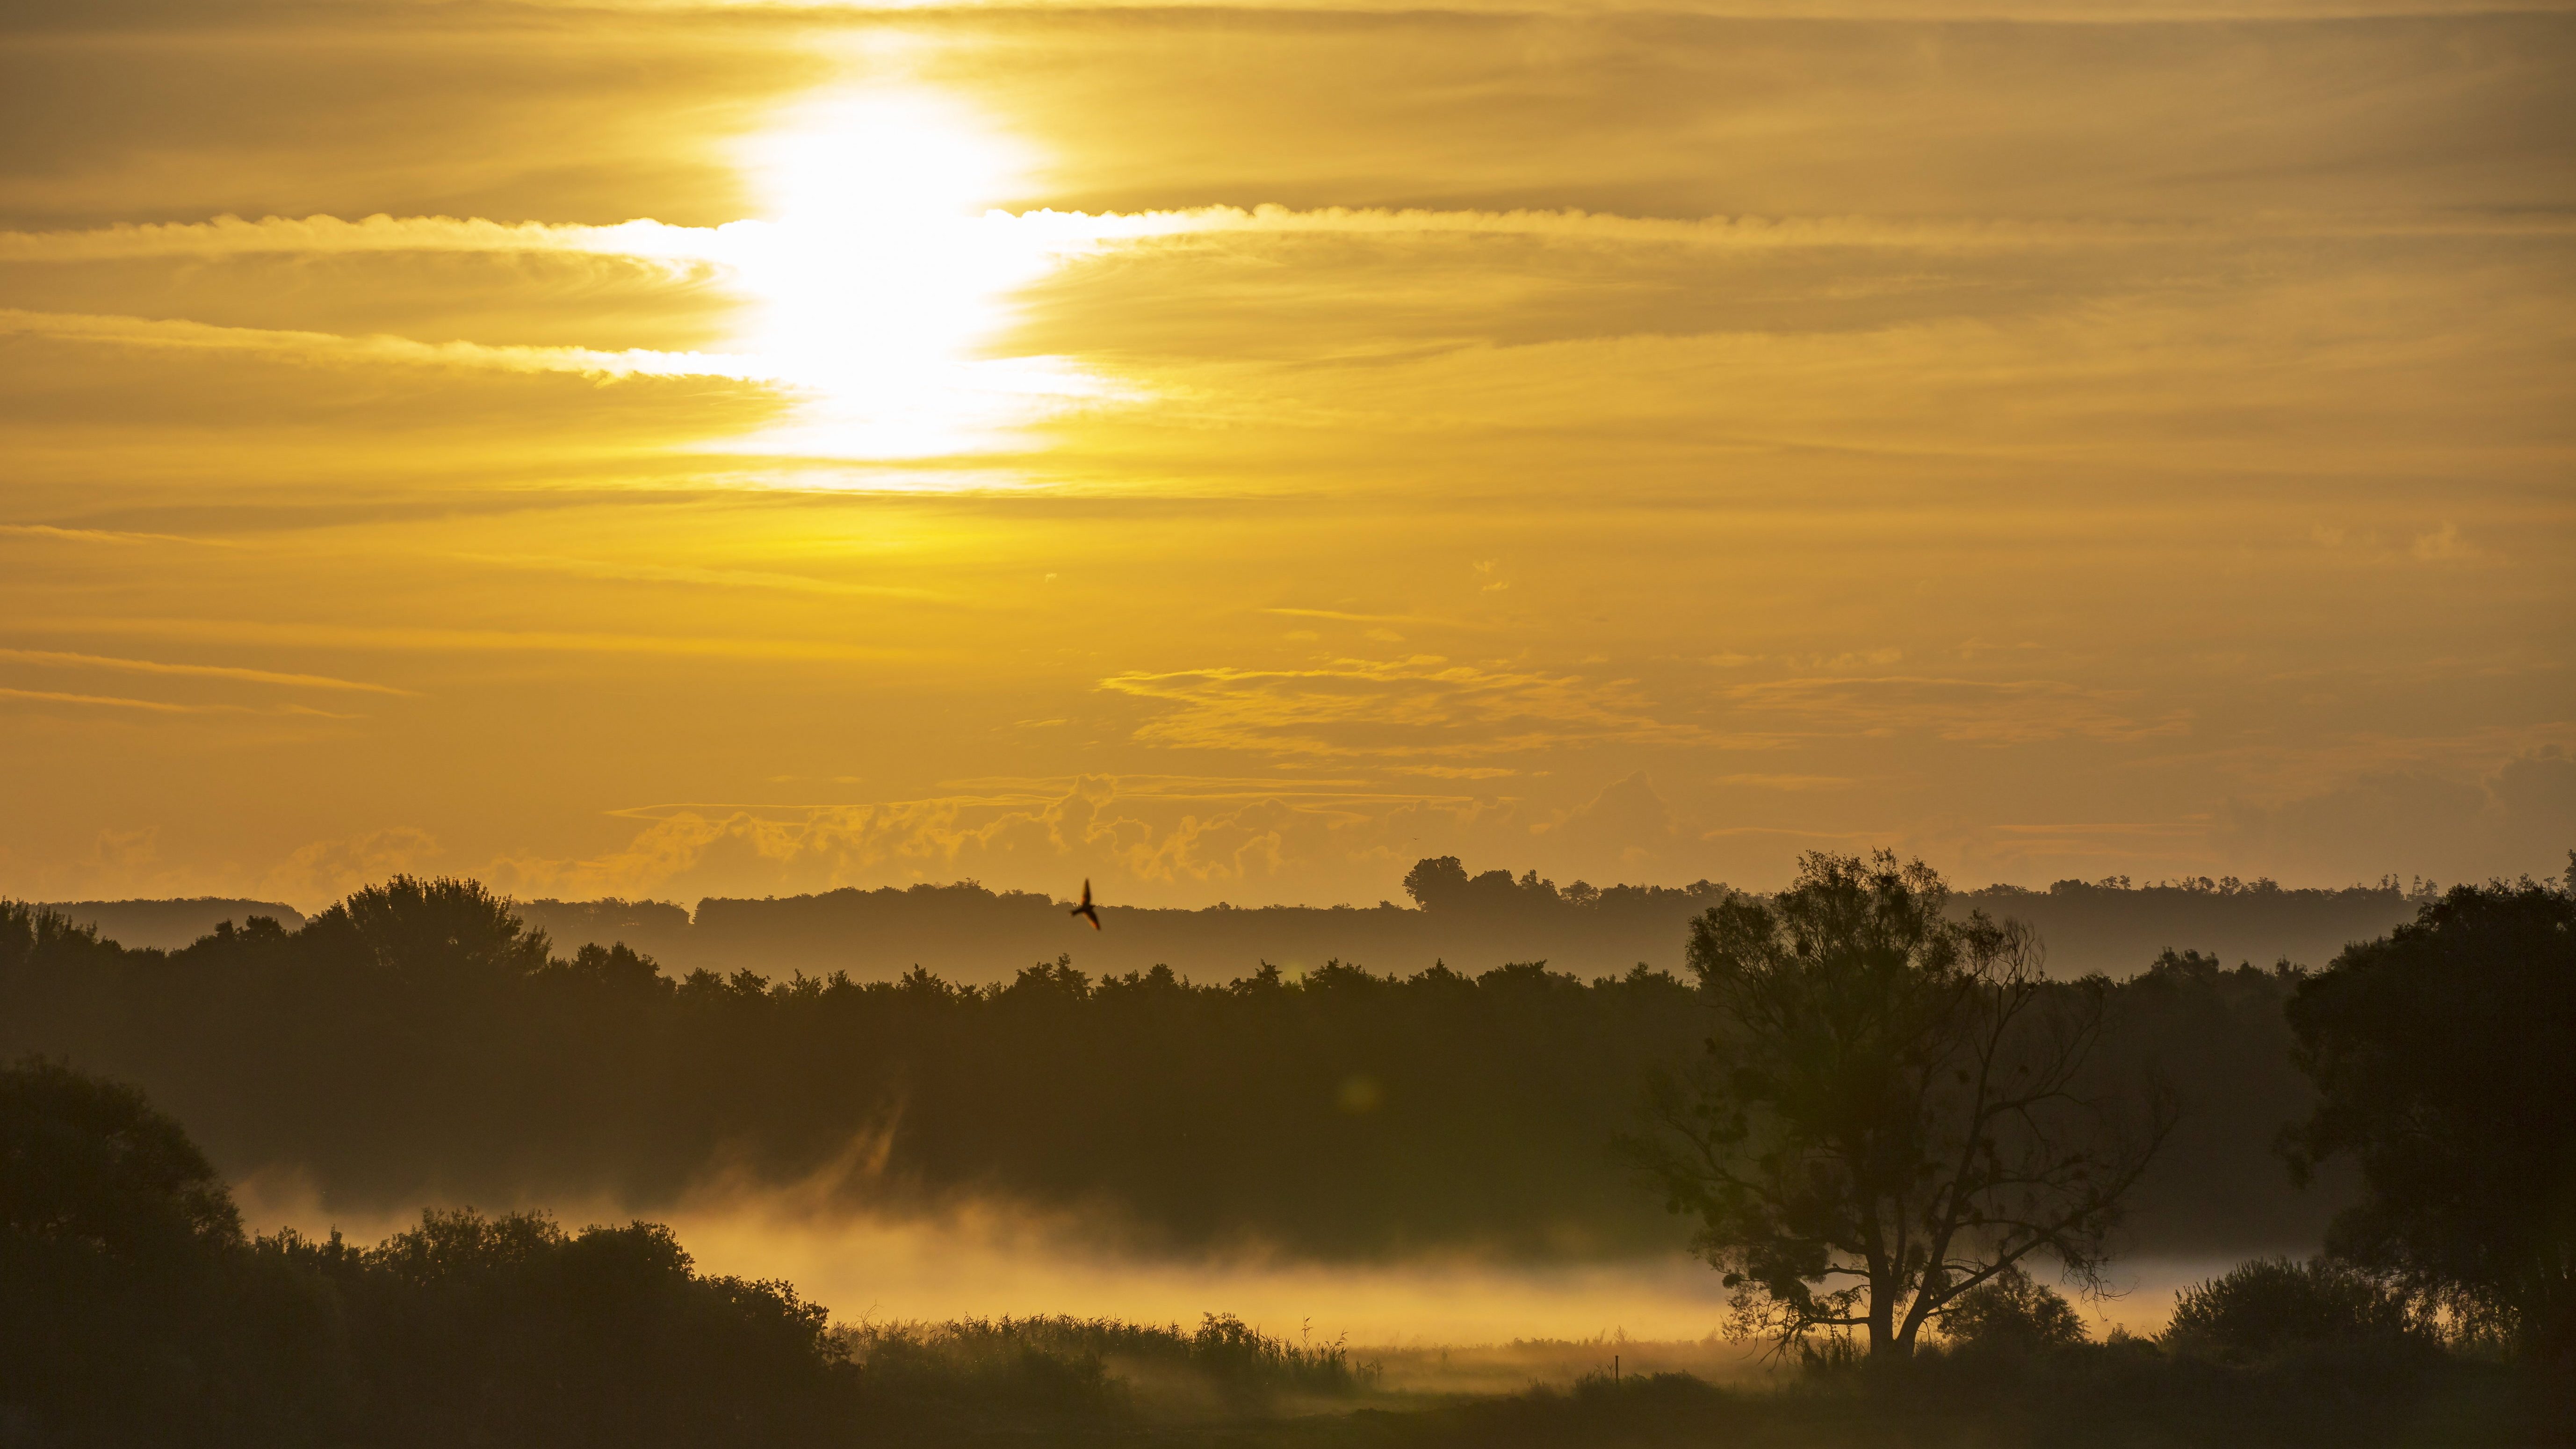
[3, 0, 2570, 910]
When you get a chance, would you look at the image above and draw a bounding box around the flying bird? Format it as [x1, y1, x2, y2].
[1071, 878, 1102, 930]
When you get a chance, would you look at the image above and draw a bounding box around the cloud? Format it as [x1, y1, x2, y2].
[1032, 203, 2563, 253]
[22, 615, 907, 663]
[0, 647, 412, 695]
[0, 685, 357, 718]
[1714, 773, 1861, 790]
[0, 524, 222, 546]
[7, 187, 2558, 480]
[0, 686, 229, 715]
[1261, 607, 1472, 629]
[0, 213, 732, 264]
[0, 308, 790, 384]
[449, 553, 952, 603]
[1723, 675, 2191, 744]
[88, 827, 160, 871]
[266, 827, 443, 905]
[1532, 771, 1677, 869]
[12, 202, 2552, 272]
[1098, 656, 1718, 758]
[2225, 748, 2576, 884]
[1970, 819, 2221, 874]
[1, 0, 2562, 910]
[2410, 521, 2476, 561]
[482, 778, 1518, 903]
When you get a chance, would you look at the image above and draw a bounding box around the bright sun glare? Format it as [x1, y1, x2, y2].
[722, 88, 1106, 461]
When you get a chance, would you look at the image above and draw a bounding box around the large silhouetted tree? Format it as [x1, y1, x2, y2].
[0, 1056, 254, 1439]
[0, 1055, 241, 1258]
[1630, 851, 2172, 1359]
[2283, 870, 2576, 1383]
[307, 874, 555, 981]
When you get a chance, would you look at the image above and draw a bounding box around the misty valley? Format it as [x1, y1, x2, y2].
[5, 855, 2569, 1447]
[8, 0, 2571, 1435]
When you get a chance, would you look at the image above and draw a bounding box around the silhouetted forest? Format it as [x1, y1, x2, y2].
[7, 871, 2569, 1447]
[8, 879, 2351, 1258]
[33, 898, 310, 951]
[512, 863, 2432, 984]
[44, 862, 2432, 982]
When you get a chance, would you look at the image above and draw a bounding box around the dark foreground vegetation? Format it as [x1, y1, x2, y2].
[6, 881, 2354, 1257]
[0, 1051, 2559, 1447]
[0, 859, 2565, 1441]
[0, 1054, 1365, 1446]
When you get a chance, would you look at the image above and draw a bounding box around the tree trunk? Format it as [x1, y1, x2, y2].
[1868, 1277, 1904, 1359]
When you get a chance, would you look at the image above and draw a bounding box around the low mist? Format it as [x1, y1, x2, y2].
[229, 1169, 2224, 1356]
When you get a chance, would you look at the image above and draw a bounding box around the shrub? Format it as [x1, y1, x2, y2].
[2164, 1257, 2425, 1362]
[1939, 1264, 2091, 1354]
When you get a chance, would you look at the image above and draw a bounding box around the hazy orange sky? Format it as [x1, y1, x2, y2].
[3, 0, 2569, 910]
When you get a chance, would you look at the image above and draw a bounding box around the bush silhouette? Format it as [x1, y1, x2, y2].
[2164, 1257, 2425, 1363]
[322, 1207, 850, 1449]
[1938, 1265, 2091, 1354]
[0, 1060, 860, 1448]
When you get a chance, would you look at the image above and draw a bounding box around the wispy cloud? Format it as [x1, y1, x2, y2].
[1260, 606, 1476, 629]
[0, 214, 735, 264]
[0, 686, 223, 714]
[922, 773, 1446, 801]
[491, 775, 1515, 901]
[0, 685, 357, 718]
[266, 827, 442, 903]
[451, 553, 953, 602]
[0, 523, 224, 546]
[1990, 820, 2212, 838]
[1023, 204, 2576, 252]
[9, 206, 2562, 270]
[1724, 675, 2192, 744]
[1715, 772, 1862, 790]
[20, 616, 912, 662]
[1099, 656, 1730, 758]
[0, 309, 789, 383]
[0, 647, 414, 696]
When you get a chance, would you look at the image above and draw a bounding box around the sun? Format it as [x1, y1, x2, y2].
[721, 87, 1105, 462]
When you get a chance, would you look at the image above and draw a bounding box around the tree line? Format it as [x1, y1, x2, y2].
[489, 861, 2423, 984]
[3, 854, 2568, 1444]
[7, 878, 2343, 1259]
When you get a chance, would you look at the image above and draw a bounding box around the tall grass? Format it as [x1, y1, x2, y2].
[840, 1311, 1378, 1428]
